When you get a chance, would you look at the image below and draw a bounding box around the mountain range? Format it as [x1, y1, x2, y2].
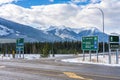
[0, 17, 108, 42]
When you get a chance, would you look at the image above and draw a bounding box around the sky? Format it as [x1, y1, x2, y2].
[0, 0, 119, 34]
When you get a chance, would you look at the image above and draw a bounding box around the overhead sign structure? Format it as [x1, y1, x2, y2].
[82, 36, 98, 50]
[109, 36, 119, 49]
[16, 38, 24, 51]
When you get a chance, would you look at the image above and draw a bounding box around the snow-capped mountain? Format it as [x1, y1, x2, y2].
[0, 25, 13, 36]
[43, 26, 108, 42]
[0, 18, 61, 42]
[0, 17, 108, 42]
[44, 26, 78, 41]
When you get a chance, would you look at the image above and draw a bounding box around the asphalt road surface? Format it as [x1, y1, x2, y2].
[0, 57, 120, 80]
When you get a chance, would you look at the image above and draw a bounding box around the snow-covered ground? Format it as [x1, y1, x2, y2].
[0, 55, 12, 60]
[0, 54, 40, 60]
[61, 54, 120, 67]
[1, 53, 120, 67]
[0, 54, 75, 60]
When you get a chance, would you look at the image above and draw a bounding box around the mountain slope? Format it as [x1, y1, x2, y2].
[0, 18, 62, 42]
[44, 26, 78, 41]
[0, 17, 108, 42]
[76, 27, 108, 42]
[44, 26, 108, 42]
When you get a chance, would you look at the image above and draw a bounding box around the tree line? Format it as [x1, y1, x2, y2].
[0, 41, 109, 57]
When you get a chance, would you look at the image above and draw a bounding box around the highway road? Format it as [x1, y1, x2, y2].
[0, 57, 120, 80]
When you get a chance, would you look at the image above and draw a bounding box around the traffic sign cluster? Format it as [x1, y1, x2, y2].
[81, 35, 120, 64]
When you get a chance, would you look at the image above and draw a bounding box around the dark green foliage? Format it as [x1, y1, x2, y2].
[41, 43, 50, 57]
[0, 41, 109, 57]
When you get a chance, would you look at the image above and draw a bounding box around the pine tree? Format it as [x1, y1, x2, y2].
[41, 43, 50, 57]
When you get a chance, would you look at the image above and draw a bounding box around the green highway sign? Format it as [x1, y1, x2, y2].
[109, 36, 119, 49]
[16, 38, 24, 51]
[109, 36, 119, 42]
[82, 36, 98, 50]
[16, 38, 24, 46]
[16, 46, 24, 51]
[110, 43, 119, 49]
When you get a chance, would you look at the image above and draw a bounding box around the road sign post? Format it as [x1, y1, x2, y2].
[89, 51, 91, 62]
[16, 38, 24, 59]
[109, 36, 119, 49]
[116, 49, 119, 64]
[96, 50, 98, 62]
[82, 36, 99, 62]
[109, 35, 119, 64]
[83, 50, 85, 61]
[109, 48, 111, 64]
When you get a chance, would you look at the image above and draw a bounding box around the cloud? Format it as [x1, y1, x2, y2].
[0, 0, 119, 34]
[71, 0, 87, 3]
[49, 0, 54, 2]
[0, 0, 18, 5]
[70, 0, 101, 4]
[90, 0, 101, 3]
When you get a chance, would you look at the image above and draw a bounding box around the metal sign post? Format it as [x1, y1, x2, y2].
[109, 49, 111, 64]
[89, 50, 91, 62]
[96, 50, 98, 62]
[83, 50, 85, 61]
[22, 50, 24, 59]
[116, 49, 119, 64]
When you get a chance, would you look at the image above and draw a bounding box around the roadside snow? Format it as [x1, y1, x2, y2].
[1, 53, 120, 67]
[0, 54, 40, 60]
[0, 55, 11, 60]
[0, 54, 74, 60]
[24, 54, 40, 60]
[61, 55, 120, 67]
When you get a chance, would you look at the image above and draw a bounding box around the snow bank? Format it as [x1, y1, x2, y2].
[0, 55, 11, 60]
[61, 55, 120, 67]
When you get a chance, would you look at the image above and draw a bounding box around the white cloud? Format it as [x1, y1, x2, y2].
[49, 0, 54, 2]
[90, 0, 101, 3]
[71, 0, 101, 4]
[0, 0, 119, 34]
[71, 0, 87, 3]
[0, 0, 18, 5]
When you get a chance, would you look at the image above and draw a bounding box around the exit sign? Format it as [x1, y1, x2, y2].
[82, 36, 98, 50]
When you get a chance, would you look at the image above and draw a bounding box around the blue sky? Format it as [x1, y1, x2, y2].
[13, 0, 54, 8]
[12, 0, 98, 8]
[0, 0, 119, 34]
[12, 0, 70, 8]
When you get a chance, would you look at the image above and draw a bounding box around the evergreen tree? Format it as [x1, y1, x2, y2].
[41, 43, 50, 57]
